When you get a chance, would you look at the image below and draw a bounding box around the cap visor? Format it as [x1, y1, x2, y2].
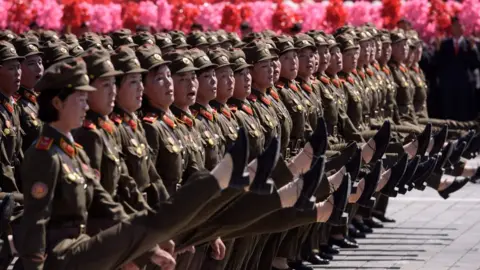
[126, 68, 148, 74]
[198, 63, 218, 71]
[2, 56, 25, 62]
[54, 55, 73, 63]
[257, 55, 277, 63]
[234, 63, 253, 72]
[176, 44, 191, 49]
[24, 52, 44, 58]
[75, 85, 97, 91]
[297, 45, 317, 51]
[99, 70, 124, 78]
[279, 47, 297, 55]
[175, 66, 199, 74]
[215, 63, 233, 69]
[147, 60, 171, 71]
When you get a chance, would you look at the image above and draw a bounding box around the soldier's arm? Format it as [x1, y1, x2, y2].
[19, 149, 59, 270]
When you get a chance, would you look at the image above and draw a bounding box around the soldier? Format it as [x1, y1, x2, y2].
[294, 34, 323, 135]
[110, 46, 169, 207]
[208, 49, 240, 150]
[41, 41, 73, 69]
[189, 49, 223, 170]
[227, 49, 265, 161]
[73, 48, 150, 215]
[17, 57, 251, 270]
[12, 38, 43, 152]
[0, 41, 24, 193]
[135, 44, 186, 195]
[273, 36, 310, 159]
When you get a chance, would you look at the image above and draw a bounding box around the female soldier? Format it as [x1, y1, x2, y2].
[74, 48, 149, 215]
[17, 57, 250, 270]
[136, 44, 185, 195]
[208, 49, 240, 150]
[12, 38, 43, 152]
[109, 46, 168, 208]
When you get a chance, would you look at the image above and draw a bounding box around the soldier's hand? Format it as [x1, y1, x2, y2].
[210, 237, 226, 260]
[160, 239, 175, 255]
[150, 245, 176, 270]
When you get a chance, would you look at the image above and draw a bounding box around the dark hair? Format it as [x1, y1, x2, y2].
[191, 23, 204, 31]
[240, 22, 251, 31]
[451, 16, 460, 25]
[290, 23, 302, 34]
[37, 88, 75, 123]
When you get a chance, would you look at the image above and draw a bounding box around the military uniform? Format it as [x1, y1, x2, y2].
[228, 50, 265, 160]
[18, 58, 224, 270]
[110, 46, 169, 207]
[74, 48, 149, 214]
[0, 42, 25, 192]
[12, 38, 43, 152]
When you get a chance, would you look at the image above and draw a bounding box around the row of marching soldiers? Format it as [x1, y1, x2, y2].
[0, 24, 477, 270]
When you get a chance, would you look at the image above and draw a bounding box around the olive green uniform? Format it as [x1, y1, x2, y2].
[74, 110, 150, 216]
[14, 87, 41, 152]
[141, 106, 186, 194]
[110, 107, 169, 207]
[18, 125, 223, 270]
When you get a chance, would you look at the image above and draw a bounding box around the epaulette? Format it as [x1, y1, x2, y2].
[301, 83, 312, 93]
[269, 88, 280, 101]
[399, 65, 407, 73]
[83, 120, 96, 130]
[373, 63, 381, 71]
[289, 82, 299, 92]
[320, 76, 330, 84]
[110, 113, 122, 125]
[339, 78, 347, 84]
[352, 69, 358, 76]
[347, 77, 354, 84]
[260, 95, 271, 106]
[162, 115, 176, 129]
[35, 137, 53, 151]
[200, 109, 214, 121]
[366, 68, 374, 76]
[3, 101, 13, 114]
[221, 107, 231, 119]
[275, 81, 285, 89]
[142, 113, 158, 123]
[241, 104, 254, 115]
[358, 71, 366, 79]
[382, 66, 391, 75]
[332, 78, 340, 87]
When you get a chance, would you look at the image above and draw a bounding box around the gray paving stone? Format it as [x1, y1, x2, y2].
[312, 183, 480, 270]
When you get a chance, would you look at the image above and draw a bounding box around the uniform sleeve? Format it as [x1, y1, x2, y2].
[73, 128, 103, 170]
[77, 150, 129, 224]
[338, 113, 364, 143]
[19, 150, 59, 270]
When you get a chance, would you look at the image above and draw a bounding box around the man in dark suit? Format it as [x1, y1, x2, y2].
[434, 16, 480, 121]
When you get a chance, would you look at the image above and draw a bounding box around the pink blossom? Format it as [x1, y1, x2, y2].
[138, 1, 158, 30]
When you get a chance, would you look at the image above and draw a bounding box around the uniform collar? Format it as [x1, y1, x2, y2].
[42, 124, 79, 158]
[112, 106, 138, 131]
[171, 104, 195, 128]
[17, 86, 38, 104]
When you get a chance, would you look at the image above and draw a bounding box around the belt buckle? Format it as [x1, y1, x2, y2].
[333, 126, 338, 136]
[79, 224, 86, 235]
[176, 183, 182, 191]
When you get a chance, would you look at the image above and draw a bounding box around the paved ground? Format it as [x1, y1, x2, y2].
[313, 182, 480, 270]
